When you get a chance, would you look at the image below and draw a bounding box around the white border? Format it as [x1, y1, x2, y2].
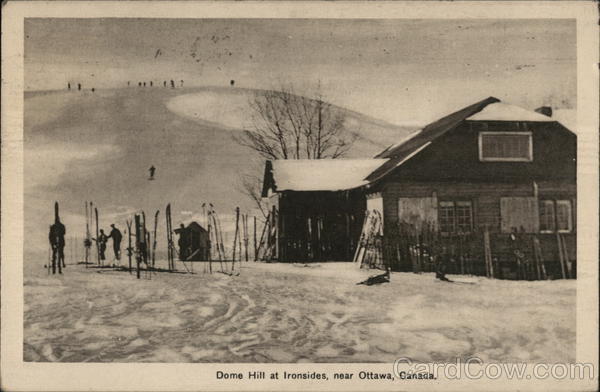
[2, 2, 598, 392]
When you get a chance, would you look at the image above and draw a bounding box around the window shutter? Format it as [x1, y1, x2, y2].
[398, 196, 438, 230]
[500, 197, 539, 233]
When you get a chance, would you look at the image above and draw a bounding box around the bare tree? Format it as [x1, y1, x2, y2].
[235, 84, 355, 160]
[236, 171, 269, 220]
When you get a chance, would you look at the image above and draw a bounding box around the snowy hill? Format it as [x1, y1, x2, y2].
[24, 86, 415, 263]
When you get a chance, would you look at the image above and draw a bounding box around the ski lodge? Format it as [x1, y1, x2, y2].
[261, 97, 577, 279]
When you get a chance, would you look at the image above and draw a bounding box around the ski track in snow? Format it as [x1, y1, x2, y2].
[24, 262, 576, 363]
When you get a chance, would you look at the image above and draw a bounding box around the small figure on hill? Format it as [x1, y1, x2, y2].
[170, 80, 175, 88]
[230, 79, 235, 87]
[108, 224, 123, 262]
[48, 202, 66, 274]
[163, 81, 167, 87]
[77, 83, 81, 91]
[150, 81, 153, 87]
[143, 82, 146, 87]
[148, 165, 156, 180]
[139, 82, 142, 87]
[180, 80, 184, 87]
[67, 82, 71, 90]
[127, 81, 130, 87]
[175, 223, 189, 261]
[91, 88, 95, 93]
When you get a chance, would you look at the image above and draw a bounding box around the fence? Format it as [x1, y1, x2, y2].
[380, 221, 576, 280]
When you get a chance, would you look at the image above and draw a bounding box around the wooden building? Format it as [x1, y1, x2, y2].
[261, 159, 385, 262]
[366, 97, 576, 278]
[175, 221, 210, 261]
[262, 97, 576, 278]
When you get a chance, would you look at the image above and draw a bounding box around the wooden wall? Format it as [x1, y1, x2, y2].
[375, 180, 576, 278]
[277, 190, 366, 262]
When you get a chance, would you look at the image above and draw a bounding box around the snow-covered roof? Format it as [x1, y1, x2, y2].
[270, 159, 388, 192]
[467, 102, 553, 122]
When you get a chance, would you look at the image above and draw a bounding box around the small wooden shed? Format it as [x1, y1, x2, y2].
[176, 221, 209, 261]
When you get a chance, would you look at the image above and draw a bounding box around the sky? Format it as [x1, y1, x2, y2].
[25, 18, 576, 125]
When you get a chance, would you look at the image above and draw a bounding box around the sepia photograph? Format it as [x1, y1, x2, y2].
[2, 1, 598, 391]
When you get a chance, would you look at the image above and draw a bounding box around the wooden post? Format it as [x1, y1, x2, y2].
[533, 236, 547, 280]
[556, 233, 567, 279]
[562, 235, 572, 278]
[253, 216, 257, 261]
[483, 227, 493, 278]
[558, 233, 571, 279]
[531, 236, 541, 280]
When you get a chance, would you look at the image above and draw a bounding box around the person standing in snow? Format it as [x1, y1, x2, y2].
[48, 207, 66, 274]
[95, 229, 109, 263]
[108, 224, 123, 262]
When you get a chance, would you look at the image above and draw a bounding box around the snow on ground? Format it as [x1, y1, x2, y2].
[24, 261, 575, 363]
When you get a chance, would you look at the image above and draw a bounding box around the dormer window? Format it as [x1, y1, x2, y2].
[478, 131, 533, 162]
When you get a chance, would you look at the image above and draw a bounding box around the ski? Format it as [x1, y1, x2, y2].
[152, 209, 159, 269]
[126, 219, 132, 274]
[95, 207, 100, 266]
[134, 214, 141, 279]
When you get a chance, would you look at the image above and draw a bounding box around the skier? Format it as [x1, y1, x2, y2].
[48, 212, 66, 274]
[108, 224, 123, 262]
[148, 165, 156, 180]
[95, 229, 108, 262]
[175, 223, 189, 261]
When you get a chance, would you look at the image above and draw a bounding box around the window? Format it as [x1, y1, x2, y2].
[540, 200, 573, 233]
[500, 197, 539, 233]
[439, 202, 455, 233]
[438, 201, 472, 234]
[539, 200, 556, 232]
[479, 132, 532, 162]
[556, 201, 573, 232]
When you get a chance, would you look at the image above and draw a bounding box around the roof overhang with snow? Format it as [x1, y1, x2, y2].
[262, 159, 388, 196]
